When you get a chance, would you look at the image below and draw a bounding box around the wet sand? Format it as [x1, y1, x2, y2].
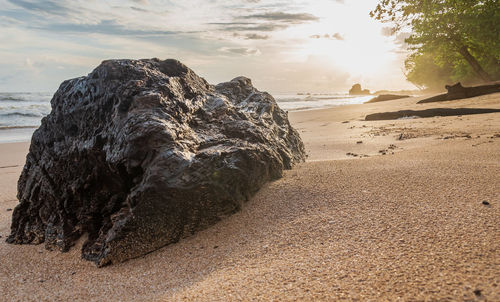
[1, 93, 499, 301]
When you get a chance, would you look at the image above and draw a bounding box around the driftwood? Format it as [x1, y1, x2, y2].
[418, 82, 500, 104]
[365, 108, 500, 121]
[366, 94, 409, 103]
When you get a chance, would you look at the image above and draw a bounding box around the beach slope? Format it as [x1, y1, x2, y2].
[1, 93, 499, 301]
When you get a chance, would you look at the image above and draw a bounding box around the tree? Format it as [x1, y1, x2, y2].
[370, 0, 500, 88]
[404, 51, 454, 90]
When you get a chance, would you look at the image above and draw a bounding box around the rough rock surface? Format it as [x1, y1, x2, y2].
[7, 58, 306, 266]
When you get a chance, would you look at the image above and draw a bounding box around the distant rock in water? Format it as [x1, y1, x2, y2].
[349, 84, 371, 95]
[7, 58, 306, 266]
[366, 94, 410, 103]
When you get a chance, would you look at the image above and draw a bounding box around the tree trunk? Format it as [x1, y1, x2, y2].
[458, 46, 493, 82]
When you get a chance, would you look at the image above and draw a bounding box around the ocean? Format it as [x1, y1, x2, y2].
[0, 92, 372, 143]
[0, 92, 52, 143]
[273, 93, 373, 111]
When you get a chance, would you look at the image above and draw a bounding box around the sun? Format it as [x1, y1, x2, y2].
[276, 0, 403, 85]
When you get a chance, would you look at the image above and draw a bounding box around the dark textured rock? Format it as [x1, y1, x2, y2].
[349, 84, 370, 95]
[7, 58, 305, 266]
[417, 82, 500, 104]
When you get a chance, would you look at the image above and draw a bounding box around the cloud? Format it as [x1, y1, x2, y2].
[3, 0, 170, 32]
[30, 19, 184, 36]
[23, 57, 47, 75]
[233, 33, 269, 40]
[331, 33, 343, 40]
[242, 12, 319, 23]
[130, 6, 149, 12]
[7, 0, 72, 16]
[210, 11, 319, 33]
[219, 47, 261, 56]
[0, 0, 415, 92]
[221, 22, 289, 32]
[244, 33, 269, 40]
[0, 15, 22, 26]
[3, 0, 106, 27]
[310, 33, 344, 40]
[0, 74, 15, 85]
[24, 57, 34, 69]
[209, 22, 255, 26]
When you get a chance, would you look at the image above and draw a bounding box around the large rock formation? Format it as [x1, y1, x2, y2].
[7, 59, 306, 266]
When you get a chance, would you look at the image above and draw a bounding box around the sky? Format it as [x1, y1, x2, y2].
[0, 0, 415, 93]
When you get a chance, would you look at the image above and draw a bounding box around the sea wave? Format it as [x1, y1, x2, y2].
[0, 92, 52, 103]
[276, 95, 359, 103]
[0, 112, 44, 117]
[0, 125, 39, 130]
[275, 93, 372, 111]
[0, 104, 49, 110]
[0, 91, 374, 135]
[0, 92, 52, 131]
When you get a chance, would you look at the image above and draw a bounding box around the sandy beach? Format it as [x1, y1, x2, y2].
[1, 93, 499, 301]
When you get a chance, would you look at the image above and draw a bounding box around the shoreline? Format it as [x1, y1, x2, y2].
[0, 91, 399, 143]
[1, 92, 499, 300]
[0, 127, 36, 144]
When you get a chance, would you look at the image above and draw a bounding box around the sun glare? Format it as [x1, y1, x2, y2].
[275, 0, 404, 90]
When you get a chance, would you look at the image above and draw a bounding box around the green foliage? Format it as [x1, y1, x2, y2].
[371, 0, 500, 89]
[405, 52, 453, 90]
